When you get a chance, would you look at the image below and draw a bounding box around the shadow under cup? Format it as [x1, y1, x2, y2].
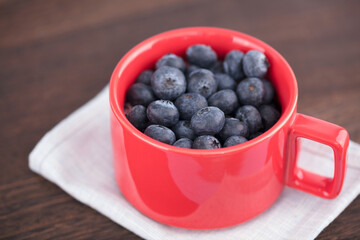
[109, 27, 299, 229]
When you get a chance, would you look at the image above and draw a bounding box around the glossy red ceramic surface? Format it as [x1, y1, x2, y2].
[286, 113, 349, 198]
[109, 27, 349, 229]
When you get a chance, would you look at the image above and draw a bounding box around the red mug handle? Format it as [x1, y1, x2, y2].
[286, 113, 349, 199]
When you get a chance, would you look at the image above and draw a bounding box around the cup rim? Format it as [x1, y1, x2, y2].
[109, 27, 298, 156]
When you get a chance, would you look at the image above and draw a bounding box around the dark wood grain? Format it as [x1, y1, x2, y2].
[1, 0, 359, 239]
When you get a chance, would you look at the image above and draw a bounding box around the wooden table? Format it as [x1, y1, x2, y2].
[1, 0, 359, 239]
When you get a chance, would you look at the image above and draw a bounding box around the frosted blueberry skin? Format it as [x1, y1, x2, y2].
[144, 125, 176, 145]
[191, 106, 225, 136]
[124, 102, 133, 115]
[156, 53, 186, 72]
[219, 118, 248, 142]
[173, 138, 193, 148]
[186, 65, 201, 78]
[135, 70, 153, 85]
[259, 105, 281, 130]
[243, 50, 269, 78]
[186, 44, 217, 69]
[187, 69, 217, 98]
[261, 79, 275, 104]
[124, 44, 281, 149]
[126, 83, 156, 106]
[236, 77, 265, 107]
[125, 105, 148, 131]
[172, 120, 196, 140]
[224, 136, 248, 147]
[147, 100, 179, 127]
[174, 93, 208, 120]
[151, 66, 186, 100]
[223, 50, 245, 80]
[215, 73, 236, 91]
[193, 135, 221, 149]
[235, 105, 263, 134]
[210, 60, 224, 74]
[208, 89, 239, 115]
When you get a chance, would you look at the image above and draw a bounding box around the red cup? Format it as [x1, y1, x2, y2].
[109, 27, 349, 229]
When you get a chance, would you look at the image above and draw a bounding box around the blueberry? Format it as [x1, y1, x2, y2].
[223, 136, 248, 147]
[208, 89, 238, 114]
[249, 131, 263, 140]
[191, 106, 225, 135]
[173, 138, 193, 148]
[261, 79, 275, 104]
[135, 70, 153, 85]
[210, 60, 224, 74]
[125, 105, 148, 131]
[174, 93, 208, 120]
[186, 65, 201, 78]
[156, 53, 186, 72]
[193, 135, 221, 149]
[243, 50, 269, 78]
[144, 125, 176, 145]
[172, 120, 196, 140]
[259, 105, 281, 130]
[187, 69, 217, 98]
[235, 105, 263, 134]
[147, 100, 179, 127]
[223, 50, 245, 80]
[186, 44, 217, 69]
[215, 73, 236, 91]
[124, 102, 132, 115]
[236, 77, 265, 107]
[151, 66, 186, 100]
[219, 118, 248, 142]
[126, 83, 156, 106]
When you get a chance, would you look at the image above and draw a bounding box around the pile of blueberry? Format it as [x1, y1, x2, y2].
[124, 44, 280, 149]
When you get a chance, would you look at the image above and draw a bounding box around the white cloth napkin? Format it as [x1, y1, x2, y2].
[29, 86, 360, 240]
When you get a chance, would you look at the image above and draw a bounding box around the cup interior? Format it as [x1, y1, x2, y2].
[109, 27, 298, 152]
